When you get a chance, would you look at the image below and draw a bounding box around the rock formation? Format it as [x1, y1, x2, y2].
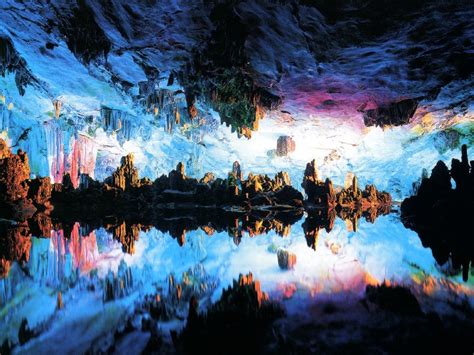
[276, 136, 296, 156]
[0, 139, 392, 277]
[174, 272, 284, 354]
[0, 220, 32, 278]
[27, 177, 52, 207]
[277, 248, 297, 270]
[1, 139, 390, 221]
[107, 154, 141, 191]
[401, 144, 473, 281]
[302, 158, 391, 215]
[363, 98, 418, 127]
[0, 141, 30, 203]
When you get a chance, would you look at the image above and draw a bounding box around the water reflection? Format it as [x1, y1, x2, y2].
[1, 210, 473, 353]
[0, 204, 394, 277]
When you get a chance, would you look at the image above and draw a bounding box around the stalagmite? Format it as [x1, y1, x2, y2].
[344, 172, 355, 189]
[352, 176, 358, 195]
[175, 109, 180, 125]
[276, 136, 296, 156]
[53, 99, 62, 119]
[108, 154, 140, 191]
[232, 161, 243, 180]
[57, 291, 64, 309]
[274, 171, 291, 189]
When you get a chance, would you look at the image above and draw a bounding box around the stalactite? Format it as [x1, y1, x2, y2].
[45, 120, 68, 184]
[0, 95, 11, 132]
[103, 260, 133, 302]
[100, 107, 134, 144]
[45, 120, 97, 187]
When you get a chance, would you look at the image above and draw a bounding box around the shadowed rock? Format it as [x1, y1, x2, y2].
[366, 282, 422, 316]
[277, 248, 297, 270]
[174, 272, 284, 354]
[401, 144, 473, 281]
[363, 98, 418, 127]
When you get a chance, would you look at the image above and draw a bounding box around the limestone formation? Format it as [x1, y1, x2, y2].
[0, 138, 10, 159]
[0, 141, 30, 202]
[301, 160, 337, 206]
[108, 154, 140, 191]
[401, 144, 473, 281]
[274, 171, 291, 189]
[276, 136, 296, 156]
[199, 172, 215, 184]
[53, 99, 62, 118]
[277, 248, 297, 270]
[27, 177, 52, 207]
[363, 98, 418, 127]
[0, 139, 392, 268]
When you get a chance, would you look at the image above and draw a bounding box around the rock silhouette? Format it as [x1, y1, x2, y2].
[174, 272, 284, 354]
[401, 144, 473, 281]
[363, 98, 418, 127]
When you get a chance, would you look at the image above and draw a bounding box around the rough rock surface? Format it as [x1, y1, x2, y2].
[363, 99, 419, 127]
[276, 136, 296, 156]
[0, 139, 30, 202]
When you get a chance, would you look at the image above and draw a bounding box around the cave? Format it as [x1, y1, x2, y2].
[0, 1, 473, 353]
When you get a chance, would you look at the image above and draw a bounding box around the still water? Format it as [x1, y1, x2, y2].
[1, 211, 472, 353]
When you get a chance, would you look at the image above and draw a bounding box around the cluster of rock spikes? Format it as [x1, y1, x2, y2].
[1, 138, 391, 217]
[0, 138, 393, 274]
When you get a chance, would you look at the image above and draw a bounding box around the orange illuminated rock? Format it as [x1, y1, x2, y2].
[57, 292, 64, 310]
[0, 145, 30, 202]
[53, 99, 62, 119]
[302, 159, 391, 217]
[302, 160, 337, 206]
[111, 221, 141, 254]
[0, 138, 11, 159]
[274, 171, 291, 189]
[107, 154, 140, 191]
[0, 259, 11, 278]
